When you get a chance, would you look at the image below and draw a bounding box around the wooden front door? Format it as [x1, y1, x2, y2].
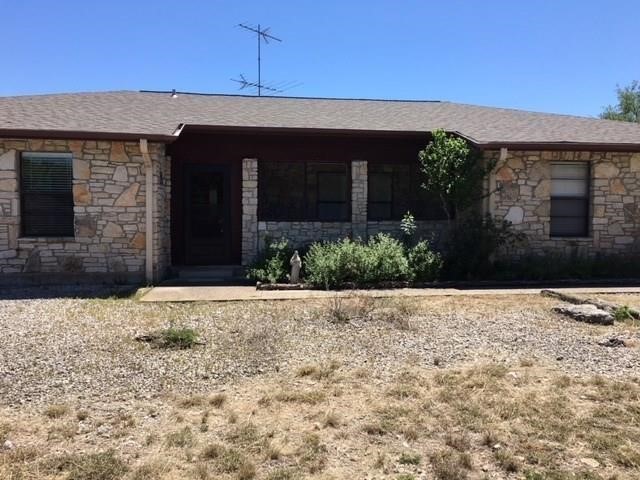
[184, 165, 232, 265]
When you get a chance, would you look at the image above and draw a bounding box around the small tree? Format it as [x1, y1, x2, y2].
[418, 129, 494, 223]
[600, 81, 640, 123]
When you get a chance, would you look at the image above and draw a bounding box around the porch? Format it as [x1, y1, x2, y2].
[167, 128, 444, 271]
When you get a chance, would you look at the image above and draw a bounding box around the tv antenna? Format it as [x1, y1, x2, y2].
[232, 23, 300, 96]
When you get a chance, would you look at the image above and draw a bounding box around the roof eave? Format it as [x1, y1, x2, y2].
[0, 128, 177, 143]
[477, 141, 640, 152]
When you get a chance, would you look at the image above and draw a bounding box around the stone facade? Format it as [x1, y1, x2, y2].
[257, 221, 355, 251]
[351, 160, 368, 239]
[2, 137, 637, 283]
[241, 158, 259, 265]
[488, 149, 640, 257]
[0, 138, 169, 281]
[152, 151, 172, 279]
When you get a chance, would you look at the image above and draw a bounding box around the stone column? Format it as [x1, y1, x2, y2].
[351, 160, 368, 240]
[0, 149, 19, 258]
[241, 158, 259, 265]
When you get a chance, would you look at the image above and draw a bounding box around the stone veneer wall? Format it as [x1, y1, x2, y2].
[0, 138, 168, 281]
[351, 160, 367, 239]
[152, 151, 172, 279]
[241, 158, 259, 265]
[257, 222, 355, 251]
[488, 149, 640, 257]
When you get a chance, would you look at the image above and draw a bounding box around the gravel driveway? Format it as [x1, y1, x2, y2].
[1, 289, 639, 407]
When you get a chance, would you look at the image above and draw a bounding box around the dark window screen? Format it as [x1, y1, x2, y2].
[258, 161, 349, 221]
[21, 153, 74, 237]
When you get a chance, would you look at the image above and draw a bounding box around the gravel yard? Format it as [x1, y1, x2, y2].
[1, 290, 639, 407]
[1, 289, 639, 479]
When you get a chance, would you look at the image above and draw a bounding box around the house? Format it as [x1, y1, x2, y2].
[0, 90, 639, 284]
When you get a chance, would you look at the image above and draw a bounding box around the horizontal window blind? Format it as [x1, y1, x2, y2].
[21, 153, 74, 237]
[550, 162, 589, 237]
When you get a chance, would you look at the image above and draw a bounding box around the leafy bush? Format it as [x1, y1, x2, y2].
[443, 214, 524, 280]
[305, 234, 410, 289]
[407, 240, 442, 282]
[247, 237, 294, 284]
[400, 211, 417, 245]
[614, 306, 634, 322]
[161, 326, 199, 349]
[362, 234, 410, 284]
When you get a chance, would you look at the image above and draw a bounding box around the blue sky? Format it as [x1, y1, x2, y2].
[2, 0, 638, 117]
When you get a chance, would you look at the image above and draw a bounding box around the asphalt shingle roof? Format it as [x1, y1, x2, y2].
[1, 90, 640, 147]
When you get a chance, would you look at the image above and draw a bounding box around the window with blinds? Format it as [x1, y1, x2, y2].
[550, 162, 590, 237]
[21, 153, 74, 237]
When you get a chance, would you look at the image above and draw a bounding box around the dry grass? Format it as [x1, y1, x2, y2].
[43, 403, 69, 419]
[1, 293, 640, 479]
[3, 362, 640, 478]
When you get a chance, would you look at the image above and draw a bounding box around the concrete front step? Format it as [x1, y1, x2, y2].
[172, 265, 247, 281]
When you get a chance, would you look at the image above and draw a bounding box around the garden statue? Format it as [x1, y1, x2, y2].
[290, 250, 302, 284]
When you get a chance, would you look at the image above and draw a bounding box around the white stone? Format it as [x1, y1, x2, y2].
[0, 150, 16, 170]
[594, 162, 619, 178]
[504, 206, 524, 225]
[113, 166, 128, 182]
[553, 304, 613, 325]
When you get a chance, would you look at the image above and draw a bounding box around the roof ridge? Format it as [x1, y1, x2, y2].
[138, 90, 443, 103]
[0, 90, 138, 99]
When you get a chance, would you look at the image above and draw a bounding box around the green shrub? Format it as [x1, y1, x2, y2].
[161, 326, 199, 349]
[407, 240, 442, 282]
[362, 234, 410, 284]
[614, 305, 635, 322]
[304, 234, 409, 289]
[443, 213, 524, 280]
[247, 237, 294, 284]
[400, 211, 417, 245]
[304, 237, 365, 289]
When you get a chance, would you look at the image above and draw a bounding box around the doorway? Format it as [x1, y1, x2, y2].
[183, 165, 232, 265]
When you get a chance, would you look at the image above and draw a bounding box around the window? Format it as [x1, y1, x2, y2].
[550, 162, 590, 237]
[258, 161, 350, 221]
[317, 171, 348, 220]
[368, 171, 393, 219]
[21, 152, 74, 237]
[367, 163, 446, 221]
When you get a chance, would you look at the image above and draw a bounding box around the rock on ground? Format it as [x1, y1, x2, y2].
[553, 304, 614, 325]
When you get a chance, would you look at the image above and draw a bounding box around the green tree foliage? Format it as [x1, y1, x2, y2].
[600, 81, 640, 123]
[417, 129, 494, 221]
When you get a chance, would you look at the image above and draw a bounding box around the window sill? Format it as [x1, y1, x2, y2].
[549, 236, 592, 240]
[18, 236, 76, 242]
[258, 219, 352, 223]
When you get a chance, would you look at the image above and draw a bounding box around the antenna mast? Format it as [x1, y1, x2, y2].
[236, 23, 282, 96]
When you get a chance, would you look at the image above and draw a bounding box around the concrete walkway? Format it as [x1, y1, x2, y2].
[139, 285, 640, 302]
